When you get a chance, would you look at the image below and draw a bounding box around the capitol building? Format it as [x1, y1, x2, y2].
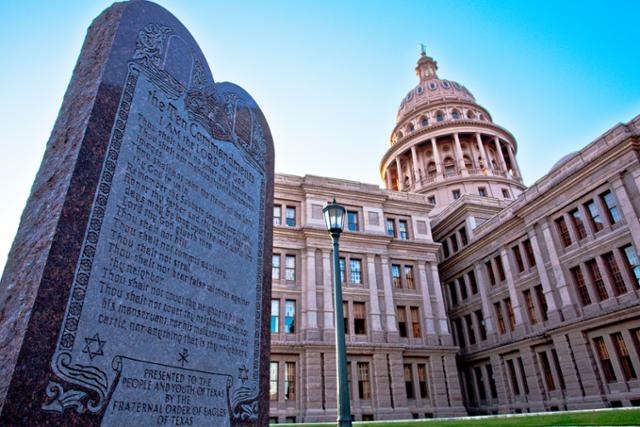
[268, 50, 640, 423]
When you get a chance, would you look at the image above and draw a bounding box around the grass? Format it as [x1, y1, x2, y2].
[274, 408, 640, 426]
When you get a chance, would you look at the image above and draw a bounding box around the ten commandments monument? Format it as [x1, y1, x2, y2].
[0, 1, 274, 425]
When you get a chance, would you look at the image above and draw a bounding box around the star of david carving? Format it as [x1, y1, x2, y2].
[238, 365, 249, 384]
[82, 333, 106, 360]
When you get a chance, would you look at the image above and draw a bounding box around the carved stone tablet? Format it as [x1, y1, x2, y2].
[0, 2, 274, 426]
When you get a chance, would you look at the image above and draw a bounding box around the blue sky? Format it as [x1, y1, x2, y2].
[0, 0, 639, 267]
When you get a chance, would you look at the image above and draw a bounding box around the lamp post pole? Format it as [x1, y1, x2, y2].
[330, 230, 352, 427]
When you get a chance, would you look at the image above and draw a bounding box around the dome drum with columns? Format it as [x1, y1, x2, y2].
[380, 51, 525, 213]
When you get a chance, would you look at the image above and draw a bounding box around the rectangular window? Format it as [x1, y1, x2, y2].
[347, 210, 359, 232]
[285, 255, 296, 281]
[486, 261, 496, 286]
[506, 359, 520, 395]
[339, 257, 346, 283]
[468, 271, 478, 294]
[346, 362, 352, 397]
[386, 219, 396, 237]
[418, 364, 428, 398]
[284, 362, 296, 400]
[502, 188, 511, 199]
[397, 306, 407, 337]
[594, 336, 617, 383]
[523, 239, 536, 267]
[405, 265, 415, 289]
[586, 259, 608, 301]
[486, 364, 498, 398]
[505, 298, 516, 331]
[478, 187, 487, 197]
[611, 333, 637, 380]
[453, 318, 464, 346]
[284, 300, 296, 334]
[271, 299, 280, 333]
[350, 259, 362, 284]
[570, 208, 587, 240]
[404, 364, 415, 399]
[524, 289, 537, 324]
[603, 252, 626, 295]
[450, 235, 459, 252]
[512, 245, 525, 273]
[571, 266, 591, 306]
[601, 191, 621, 224]
[517, 357, 529, 395]
[555, 216, 572, 247]
[495, 302, 506, 334]
[459, 227, 468, 246]
[357, 362, 371, 399]
[475, 310, 487, 341]
[442, 240, 450, 258]
[428, 195, 436, 204]
[273, 205, 282, 226]
[539, 351, 556, 391]
[585, 200, 604, 232]
[411, 306, 421, 338]
[452, 189, 461, 200]
[534, 285, 548, 321]
[391, 264, 401, 288]
[285, 206, 296, 227]
[458, 276, 468, 300]
[399, 220, 409, 240]
[474, 367, 487, 400]
[353, 302, 366, 335]
[449, 282, 458, 306]
[622, 244, 640, 288]
[465, 314, 476, 345]
[272, 254, 281, 280]
[270, 362, 279, 401]
[551, 349, 566, 390]
[343, 302, 349, 334]
[495, 256, 505, 282]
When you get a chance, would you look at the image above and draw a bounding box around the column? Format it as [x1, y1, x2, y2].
[526, 230, 560, 322]
[395, 157, 404, 191]
[506, 143, 522, 178]
[304, 248, 319, 332]
[431, 138, 442, 176]
[500, 249, 524, 330]
[322, 250, 334, 335]
[411, 146, 420, 184]
[453, 132, 467, 175]
[494, 137, 508, 173]
[418, 263, 437, 343]
[366, 255, 383, 339]
[540, 221, 577, 319]
[473, 263, 495, 337]
[563, 212, 578, 244]
[428, 262, 451, 342]
[385, 168, 392, 190]
[380, 257, 398, 335]
[406, 158, 414, 187]
[475, 133, 490, 174]
[612, 177, 640, 250]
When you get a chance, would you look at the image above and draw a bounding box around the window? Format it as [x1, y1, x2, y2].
[339, 257, 346, 283]
[411, 307, 421, 338]
[283, 207, 295, 227]
[594, 337, 617, 383]
[422, 118, 429, 126]
[622, 244, 640, 288]
[454, 318, 465, 346]
[404, 365, 415, 399]
[357, 362, 371, 399]
[555, 216, 572, 247]
[271, 299, 280, 333]
[534, 285, 548, 321]
[405, 266, 415, 290]
[551, 349, 566, 390]
[397, 306, 407, 337]
[571, 266, 591, 306]
[459, 227, 468, 246]
[502, 188, 511, 199]
[603, 252, 626, 295]
[465, 314, 476, 345]
[524, 290, 537, 324]
[486, 261, 496, 286]
[494, 302, 506, 334]
[343, 302, 349, 334]
[475, 310, 487, 341]
[452, 110, 460, 120]
[458, 276, 468, 300]
[495, 256, 505, 282]
[449, 282, 458, 306]
[347, 210, 359, 231]
[273, 205, 282, 225]
[601, 191, 621, 224]
[272, 254, 281, 280]
[517, 357, 529, 395]
[285, 255, 296, 281]
[523, 239, 536, 267]
[506, 359, 520, 395]
[442, 240, 450, 258]
[391, 264, 401, 288]
[585, 200, 604, 232]
[428, 195, 436, 204]
[468, 271, 478, 294]
[399, 220, 409, 240]
[474, 367, 486, 400]
[570, 208, 587, 240]
[350, 259, 362, 284]
[450, 235, 459, 253]
[284, 362, 296, 400]
[504, 298, 516, 331]
[452, 189, 461, 200]
[284, 300, 295, 333]
[436, 111, 444, 122]
[586, 259, 608, 301]
[513, 245, 525, 273]
[611, 333, 636, 380]
[386, 219, 396, 237]
[486, 364, 498, 398]
[354, 302, 366, 335]
[539, 351, 555, 391]
[270, 362, 278, 400]
[346, 362, 352, 397]
[418, 364, 428, 398]
[478, 187, 487, 197]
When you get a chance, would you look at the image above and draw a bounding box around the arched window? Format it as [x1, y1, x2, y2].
[421, 117, 429, 127]
[466, 110, 475, 120]
[451, 110, 460, 120]
[443, 157, 456, 175]
[397, 131, 404, 139]
[463, 155, 473, 169]
[408, 124, 415, 133]
[427, 162, 437, 177]
[436, 111, 444, 122]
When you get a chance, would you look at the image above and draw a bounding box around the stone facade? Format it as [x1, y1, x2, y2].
[269, 50, 640, 422]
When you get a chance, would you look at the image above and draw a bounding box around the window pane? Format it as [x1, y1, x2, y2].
[405, 265, 415, 289]
[399, 220, 409, 240]
[284, 300, 295, 334]
[273, 205, 281, 226]
[358, 362, 371, 399]
[623, 244, 640, 288]
[285, 207, 296, 226]
[601, 191, 621, 224]
[271, 300, 280, 333]
[339, 258, 346, 283]
[386, 219, 396, 237]
[585, 200, 604, 232]
[270, 362, 279, 401]
[285, 255, 296, 281]
[350, 259, 362, 284]
[347, 211, 359, 231]
[272, 254, 280, 280]
[354, 302, 366, 334]
[391, 264, 401, 288]
[284, 362, 296, 400]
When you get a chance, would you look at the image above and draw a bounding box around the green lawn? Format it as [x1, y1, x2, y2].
[274, 408, 640, 426]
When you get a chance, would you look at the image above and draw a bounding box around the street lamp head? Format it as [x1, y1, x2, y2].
[323, 197, 346, 235]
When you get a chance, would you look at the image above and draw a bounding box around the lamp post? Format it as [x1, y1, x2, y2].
[322, 198, 352, 427]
